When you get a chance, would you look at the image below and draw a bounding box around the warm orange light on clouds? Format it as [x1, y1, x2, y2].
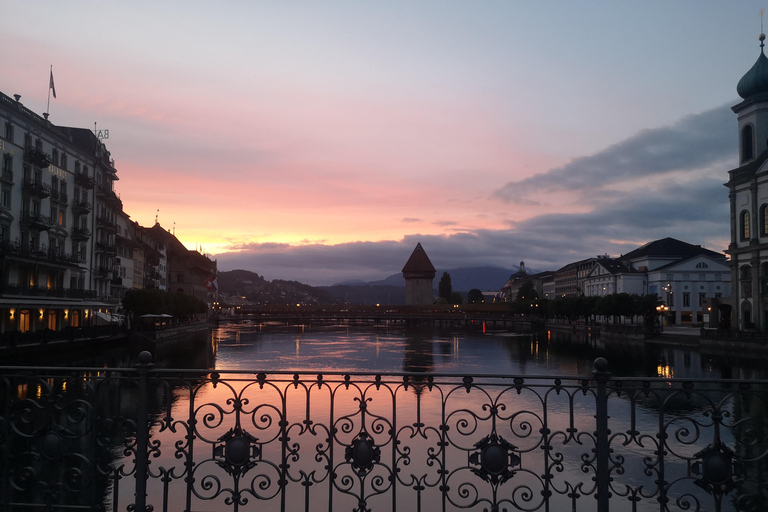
[0, 1, 749, 283]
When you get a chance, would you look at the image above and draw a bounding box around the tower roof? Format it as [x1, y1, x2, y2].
[737, 34, 768, 99]
[402, 243, 436, 274]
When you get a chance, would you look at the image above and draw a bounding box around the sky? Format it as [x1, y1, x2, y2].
[0, 1, 763, 285]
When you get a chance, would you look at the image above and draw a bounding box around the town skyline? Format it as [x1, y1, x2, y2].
[1, 1, 761, 285]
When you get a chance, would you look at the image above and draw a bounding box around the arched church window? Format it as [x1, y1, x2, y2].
[741, 210, 751, 240]
[762, 204, 768, 236]
[742, 125, 754, 162]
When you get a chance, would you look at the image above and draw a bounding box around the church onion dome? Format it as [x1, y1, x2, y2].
[737, 33, 768, 99]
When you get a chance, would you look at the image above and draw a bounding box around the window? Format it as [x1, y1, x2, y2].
[52, 148, 59, 166]
[699, 293, 706, 306]
[741, 265, 752, 280]
[762, 205, 768, 236]
[58, 210, 65, 226]
[742, 124, 754, 162]
[22, 164, 29, 183]
[2, 154, 11, 173]
[24, 133, 31, 149]
[47, 311, 57, 330]
[50, 206, 57, 223]
[715, 293, 722, 299]
[669, 292, 675, 307]
[19, 310, 30, 333]
[695, 262, 709, 269]
[4, 122, 13, 142]
[683, 293, 690, 307]
[32, 199, 40, 216]
[741, 210, 751, 240]
[75, 161, 80, 173]
[60, 154, 67, 170]
[70, 310, 80, 328]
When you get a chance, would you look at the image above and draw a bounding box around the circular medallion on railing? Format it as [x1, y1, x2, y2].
[226, 436, 251, 467]
[345, 432, 380, 475]
[40, 431, 64, 459]
[469, 433, 520, 485]
[692, 442, 739, 495]
[213, 427, 260, 476]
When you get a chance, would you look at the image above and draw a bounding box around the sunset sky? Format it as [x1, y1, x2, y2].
[1, 1, 762, 285]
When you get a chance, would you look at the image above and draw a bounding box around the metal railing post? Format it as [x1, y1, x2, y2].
[593, 357, 611, 512]
[133, 351, 153, 512]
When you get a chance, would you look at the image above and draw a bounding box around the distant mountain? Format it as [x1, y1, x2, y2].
[218, 265, 528, 307]
[353, 266, 520, 292]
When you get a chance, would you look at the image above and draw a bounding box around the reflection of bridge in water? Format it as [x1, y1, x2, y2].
[224, 305, 520, 330]
[2, 352, 767, 511]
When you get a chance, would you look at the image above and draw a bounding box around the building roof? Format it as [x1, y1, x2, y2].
[620, 237, 723, 261]
[594, 258, 635, 275]
[402, 243, 436, 274]
[737, 36, 768, 99]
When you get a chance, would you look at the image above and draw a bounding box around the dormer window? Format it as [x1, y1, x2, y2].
[742, 125, 754, 162]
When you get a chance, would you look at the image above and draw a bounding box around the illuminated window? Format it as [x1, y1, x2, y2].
[47, 311, 57, 330]
[71, 310, 80, 327]
[762, 204, 768, 237]
[741, 210, 751, 240]
[19, 310, 30, 333]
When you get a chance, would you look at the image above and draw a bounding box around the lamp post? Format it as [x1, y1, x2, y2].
[656, 304, 669, 332]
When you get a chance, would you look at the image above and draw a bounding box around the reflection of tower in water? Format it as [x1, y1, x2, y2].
[402, 333, 435, 395]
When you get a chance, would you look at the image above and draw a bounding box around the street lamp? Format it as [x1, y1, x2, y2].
[656, 304, 669, 331]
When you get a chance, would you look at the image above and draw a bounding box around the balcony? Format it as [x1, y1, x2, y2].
[72, 199, 92, 214]
[74, 170, 94, 189]
[0, 167, 13, 184]
[71, 227, 91, 241]
[111, 277, 123, 286]
[0, 241, 82, 266]
[96, 217, 117, 232]
[22, 179, 51, 199]
[23, 146, 50, 168]
[96, 241, 117, 254]
[20, 213, 53, 231]
[96, 266, 113, 278]
[50, 189, 69, 205]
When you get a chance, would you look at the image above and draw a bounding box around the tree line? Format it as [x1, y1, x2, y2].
[512, 281, 662, 324]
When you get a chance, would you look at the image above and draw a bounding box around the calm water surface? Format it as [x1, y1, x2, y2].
[210, 323, 767, 380]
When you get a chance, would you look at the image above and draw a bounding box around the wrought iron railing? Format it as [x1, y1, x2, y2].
[1, 356, 766, 511]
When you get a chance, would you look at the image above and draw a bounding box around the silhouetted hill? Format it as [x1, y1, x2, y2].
[361, 266, 519, 292]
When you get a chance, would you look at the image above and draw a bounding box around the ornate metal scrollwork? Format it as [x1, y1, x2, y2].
[469, 432, 521, 485]
[212, 426, 261, 477]
[345, 431, 380, 476]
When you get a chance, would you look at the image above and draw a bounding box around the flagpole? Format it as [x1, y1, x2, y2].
[46, 65, 52, 115]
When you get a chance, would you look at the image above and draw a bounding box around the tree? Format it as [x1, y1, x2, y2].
[467, 288, 484, 304]
[438, 272, 452, 302]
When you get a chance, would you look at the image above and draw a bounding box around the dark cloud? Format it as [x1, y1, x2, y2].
[214, 107, 733, 286]
[494, 104, 734, 204]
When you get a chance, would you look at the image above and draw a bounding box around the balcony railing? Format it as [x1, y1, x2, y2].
[23, 146, 49, 168]
[0, 241, 83, 265]
[96, 216, 117, 232]
[72, 199, 92, 213]
[50, 189, 69, 204]
[20, 213, 53, 230]
[21, 179, 51, 198]
[0, 357, 766, 512]
[71, 227, 91, 240]
[96, 241, 117, 253]
[74, 170, 95, 188]
[0, 167, 13, 184]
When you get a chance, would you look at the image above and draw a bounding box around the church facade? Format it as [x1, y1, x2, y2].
[726, 32, 768, 330]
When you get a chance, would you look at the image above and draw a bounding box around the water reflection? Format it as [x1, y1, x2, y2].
[3, 324, 768, 511]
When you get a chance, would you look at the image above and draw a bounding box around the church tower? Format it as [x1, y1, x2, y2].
[727, 31, 768, 330]
[402, 243, 436, 305]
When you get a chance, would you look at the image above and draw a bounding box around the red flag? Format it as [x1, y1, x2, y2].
[49, 69, 56, 99]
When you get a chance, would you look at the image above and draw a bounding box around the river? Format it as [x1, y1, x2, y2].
[2, 323, 766, 511]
